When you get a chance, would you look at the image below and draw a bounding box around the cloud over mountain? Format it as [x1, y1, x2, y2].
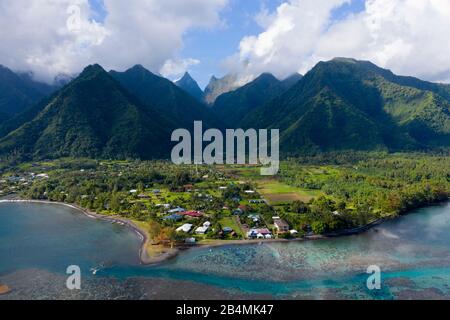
[231, 0, 450, 83]
[0, 0, 227, 82]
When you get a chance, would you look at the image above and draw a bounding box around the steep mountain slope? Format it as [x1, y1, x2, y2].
[0, 65, 172, 161]
[203, 74, 241, 105]
[281, 73, 303, 90]
[175, 72, 204, 101]
[212, 73, 287, 127]
[110, 65, 222, 130]
[0, 65, 56, 120]
[242, 58, 449, 153]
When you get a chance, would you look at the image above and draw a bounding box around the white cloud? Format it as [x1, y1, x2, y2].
[160, 58, 200, 78]
[0, 0, 227, 82]
[231, 0, 450, 83]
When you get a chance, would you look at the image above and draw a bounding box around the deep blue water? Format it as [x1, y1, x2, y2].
[1, 201, 450, 299]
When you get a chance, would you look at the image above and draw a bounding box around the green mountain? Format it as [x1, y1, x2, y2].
[281, 73, 303, 90]
[0, 65, 56, 121]
[175, 72, 204, 101]
[212, 73, 289, 127]
[110, 65, 222, 130]
[0, 64, 172, 161]
[242, 58, 450, 154]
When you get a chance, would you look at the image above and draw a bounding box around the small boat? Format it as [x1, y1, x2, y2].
[90, 265, 103, 275]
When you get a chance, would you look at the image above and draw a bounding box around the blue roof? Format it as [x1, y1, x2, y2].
[164, 214, 182, 221]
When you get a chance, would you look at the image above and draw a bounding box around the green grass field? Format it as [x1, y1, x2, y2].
[256, 179, 322, 204]
[218, 216, 245, 237]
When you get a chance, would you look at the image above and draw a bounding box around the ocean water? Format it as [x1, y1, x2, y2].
[1, 201, 450, 300]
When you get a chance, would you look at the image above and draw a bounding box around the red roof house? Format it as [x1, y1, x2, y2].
[182, 211, 204, 218]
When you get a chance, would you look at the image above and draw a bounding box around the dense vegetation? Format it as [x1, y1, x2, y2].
[276, 152, 450, 234]
[212, 73, 296, 127]
[0, 59, 448, 161]
[0, 65, 172, 161]
[0, 65, 56, 122]
[110, 65, 222, 130]
[1, 153, 448, 245]
[241, 58, 450, 153]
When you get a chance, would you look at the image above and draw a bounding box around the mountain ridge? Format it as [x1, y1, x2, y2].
[0, 64, 172, 161]
[175, 72, 204, 101]
[241, 58, 449, 154]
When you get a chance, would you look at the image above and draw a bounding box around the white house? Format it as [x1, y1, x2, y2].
[203, 221, 211, 228]
[195, 226, 209, 234]
[176, 224, 193, 233]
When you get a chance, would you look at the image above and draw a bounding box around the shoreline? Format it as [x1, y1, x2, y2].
[1, 197, 447, 265]
[0, 198, 175, 265]
[0, 196, 387, 265]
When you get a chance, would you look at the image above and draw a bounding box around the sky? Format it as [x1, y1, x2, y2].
[0, 0, 449, 88]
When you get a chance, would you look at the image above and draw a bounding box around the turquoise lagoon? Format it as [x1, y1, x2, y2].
[1, 202, 450, 299]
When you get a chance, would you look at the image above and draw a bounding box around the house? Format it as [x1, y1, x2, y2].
[249, 199, 264, 204]
[247, 228, 271, 239]
[183, 184, 194, 192]
[244, 190, 255, 194]
[129, 189, 138, 194]
[223, 227, 233, 234]
[233, 208, 243, 215]
[185, 238, 196, 244]
[152, 189, 161, 194]
[36, 173, 49, 179]
[176, 224, 193, 233]
[195, 226, 209, 234]
[248, 214, 260, 223]
[163, 214, 183, 222]
[333, 211, 341, 216]
[290, 230, 299, 235]
[181, 211, 204, 218]
[273, 218, 290, 233]
[219, 186, 227, 190]
[168, 207, 185, 214]
[203, 221, 211, 228]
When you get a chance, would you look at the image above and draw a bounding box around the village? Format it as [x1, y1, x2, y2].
[129, 184, 299, 244]
[1, 154, 447, 249]
[0, 160, 305, 248]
